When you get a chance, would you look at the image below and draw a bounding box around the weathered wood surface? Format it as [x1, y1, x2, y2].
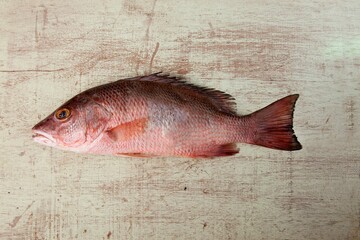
[0, 0, 359, 239]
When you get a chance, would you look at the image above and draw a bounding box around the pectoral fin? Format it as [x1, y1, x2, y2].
[106, 118, 148, 142]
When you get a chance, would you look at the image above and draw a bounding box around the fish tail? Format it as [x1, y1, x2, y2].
[248, 94, 302, 151]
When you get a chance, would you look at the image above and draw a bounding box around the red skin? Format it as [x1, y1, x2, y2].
[32, 74, 301, 158]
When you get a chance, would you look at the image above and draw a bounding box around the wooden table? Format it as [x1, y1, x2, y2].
[1, 0, 359, 239]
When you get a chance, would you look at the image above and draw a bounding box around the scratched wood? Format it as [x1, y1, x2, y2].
[0, 0, 359, 239]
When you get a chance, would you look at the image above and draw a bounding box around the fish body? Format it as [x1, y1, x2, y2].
[32, 73, 302, 158]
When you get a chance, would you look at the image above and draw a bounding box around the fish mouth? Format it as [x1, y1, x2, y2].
[32, 129, 56, 146]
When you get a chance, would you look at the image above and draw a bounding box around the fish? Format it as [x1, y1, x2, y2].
[32, 73, 302, 158]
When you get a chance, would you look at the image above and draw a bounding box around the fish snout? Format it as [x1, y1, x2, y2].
[32, 123, 56, 146]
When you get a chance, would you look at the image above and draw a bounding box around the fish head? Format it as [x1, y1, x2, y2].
[32, 94, 111, 152]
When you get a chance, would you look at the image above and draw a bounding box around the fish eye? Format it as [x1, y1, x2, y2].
[55, 108, 71, 121]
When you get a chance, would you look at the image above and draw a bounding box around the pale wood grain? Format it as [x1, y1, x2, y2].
[0, 0, 359, 239]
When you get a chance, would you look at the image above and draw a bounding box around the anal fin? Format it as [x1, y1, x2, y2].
[116, 152, 156, 158]
[191, 143, 239, 158]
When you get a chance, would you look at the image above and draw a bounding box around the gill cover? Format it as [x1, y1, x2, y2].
[85, 102, 112, 142]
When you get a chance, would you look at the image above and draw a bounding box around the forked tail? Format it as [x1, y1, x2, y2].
[249, 94, 302, 151]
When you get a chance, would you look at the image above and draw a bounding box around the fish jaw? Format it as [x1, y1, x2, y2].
[32, 128, 57, 147]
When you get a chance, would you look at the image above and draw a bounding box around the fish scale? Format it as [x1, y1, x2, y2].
[32, 73, 302, 158]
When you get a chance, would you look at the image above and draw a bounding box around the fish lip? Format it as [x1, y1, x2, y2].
[32, 129, 56, 145]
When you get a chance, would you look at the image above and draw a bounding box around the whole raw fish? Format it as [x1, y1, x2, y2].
[32, 73, 302, 158]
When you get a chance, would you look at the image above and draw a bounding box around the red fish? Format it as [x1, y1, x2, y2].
[32, 73, 302, 158]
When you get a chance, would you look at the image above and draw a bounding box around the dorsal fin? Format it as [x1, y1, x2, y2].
[135, 72, 237, 114]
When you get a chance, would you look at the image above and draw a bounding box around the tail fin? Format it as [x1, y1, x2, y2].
[250, 94, 302, 151]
